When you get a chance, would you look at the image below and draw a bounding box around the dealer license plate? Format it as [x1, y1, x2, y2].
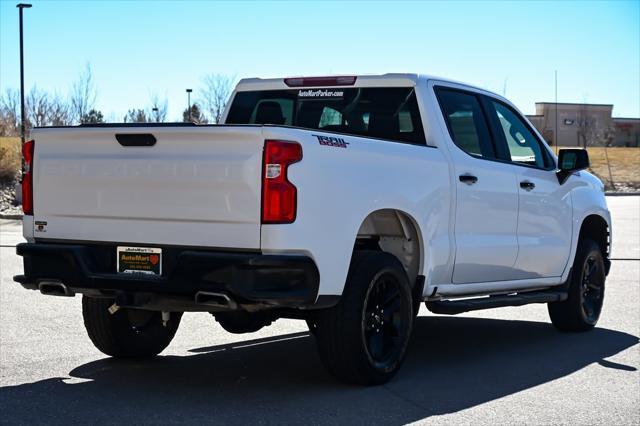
[117, 246, 162, 275]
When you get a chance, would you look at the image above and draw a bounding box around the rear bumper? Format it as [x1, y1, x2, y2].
[14, 243, 320, 308]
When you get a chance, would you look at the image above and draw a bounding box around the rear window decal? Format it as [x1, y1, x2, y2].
[298, 89, 344, 98]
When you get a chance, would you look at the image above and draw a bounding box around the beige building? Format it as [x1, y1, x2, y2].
[613, 118, 640, 147]
[526, 102, 638, 147]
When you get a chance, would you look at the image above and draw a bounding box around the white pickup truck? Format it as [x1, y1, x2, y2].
[15, 74, 612, 385]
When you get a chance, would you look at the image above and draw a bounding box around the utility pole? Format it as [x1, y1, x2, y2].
[17, 3, 32, 147]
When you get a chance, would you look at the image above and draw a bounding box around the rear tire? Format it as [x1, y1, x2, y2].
[314, 251, 413, 385]
[82, 296, 182, 359]
[548, 238, 606, 332]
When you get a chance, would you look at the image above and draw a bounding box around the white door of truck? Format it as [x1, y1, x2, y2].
[434, 86, 522, 284]
[483, 99, 573, 278]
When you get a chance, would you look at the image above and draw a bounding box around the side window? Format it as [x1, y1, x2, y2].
[398, 110, 414, 133]
[436, 88, 494, 158]
[318, 107, 342, 128]
[489, 101, 549, 168]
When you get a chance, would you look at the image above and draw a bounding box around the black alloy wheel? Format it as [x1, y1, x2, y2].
[313, 251, 414, 385]
[548, 238, 606, 332]
[362, 271, 408, 369]
[579, 254, 605, 324]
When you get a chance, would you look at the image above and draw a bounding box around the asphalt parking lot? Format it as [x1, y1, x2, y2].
[0, 196, 638, 425]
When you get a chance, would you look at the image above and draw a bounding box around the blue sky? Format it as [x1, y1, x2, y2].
[1, 0, 638, 121]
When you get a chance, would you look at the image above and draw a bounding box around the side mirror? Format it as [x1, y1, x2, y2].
[557, 149, 590, 184]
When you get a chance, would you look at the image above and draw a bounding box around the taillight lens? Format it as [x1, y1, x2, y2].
[262, 140, 302, 224]
[22, 140, 34, 215]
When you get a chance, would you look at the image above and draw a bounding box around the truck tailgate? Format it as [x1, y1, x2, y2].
[30, 126, 264, 249]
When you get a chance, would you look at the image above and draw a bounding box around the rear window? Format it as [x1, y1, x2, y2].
[226, 87, 426, 145]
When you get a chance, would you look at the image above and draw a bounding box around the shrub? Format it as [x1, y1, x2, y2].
[0, 137, 21, 182]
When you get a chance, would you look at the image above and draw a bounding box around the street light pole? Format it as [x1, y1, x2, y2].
[17, 3, 32, 147]
[186, 89, 192, 122]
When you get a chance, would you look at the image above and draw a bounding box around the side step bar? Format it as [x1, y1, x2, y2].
[426, 290, 567, 315]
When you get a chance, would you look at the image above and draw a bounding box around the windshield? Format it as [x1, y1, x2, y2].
[226, 87, 425, 145]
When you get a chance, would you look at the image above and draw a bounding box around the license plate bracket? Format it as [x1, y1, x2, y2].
[117, 246, 162, 275]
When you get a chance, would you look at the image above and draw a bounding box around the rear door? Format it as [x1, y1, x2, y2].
[31, 126, 264, 249]
[482, 98, 573, 278]
[435, 87, 521, 284]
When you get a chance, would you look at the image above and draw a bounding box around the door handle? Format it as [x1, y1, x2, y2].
[459, 174, 478, 185]
[115, 133, 157, 147]
[520, 181, 535, 191]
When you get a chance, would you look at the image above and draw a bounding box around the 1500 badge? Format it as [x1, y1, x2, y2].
[313, 134, 350, 148]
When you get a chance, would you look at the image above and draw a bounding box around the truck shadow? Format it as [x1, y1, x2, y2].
[1, 316, 637, 425]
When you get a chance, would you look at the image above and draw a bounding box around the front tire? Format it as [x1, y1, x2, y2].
[314, 251, 414, 385]
[82, 296, 182, 359]
[548, 238, 606, 332]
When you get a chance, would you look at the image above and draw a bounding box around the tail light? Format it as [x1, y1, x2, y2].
[22, 140, 34, 215]
[262, 140, 302, 224]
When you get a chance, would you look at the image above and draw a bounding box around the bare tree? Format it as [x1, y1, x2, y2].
[2, 87, 71, 133]
[0, 89, 21, 136]
[576, 105, 598, 149]
[69, 63, 97, 124]
[540, 111, 555, 147]
[48, 94, 71, 126]
[26, 88, 74, 128]
[201, 74, 234, 124]
[27, 87, 52, 128]
[576, 105, 616, 189]
[148, 94, 168, 123]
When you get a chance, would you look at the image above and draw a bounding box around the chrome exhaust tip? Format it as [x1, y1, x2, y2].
[194, 291, 238, 310]
[38, 280, 75, 297]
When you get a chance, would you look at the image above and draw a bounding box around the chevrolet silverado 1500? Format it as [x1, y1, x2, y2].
[15, 74, 611, 385]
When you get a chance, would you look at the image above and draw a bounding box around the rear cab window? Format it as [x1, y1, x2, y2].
[226, 87, 426, 145]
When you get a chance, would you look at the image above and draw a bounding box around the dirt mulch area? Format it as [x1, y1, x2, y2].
[580, 147, 640, 191]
